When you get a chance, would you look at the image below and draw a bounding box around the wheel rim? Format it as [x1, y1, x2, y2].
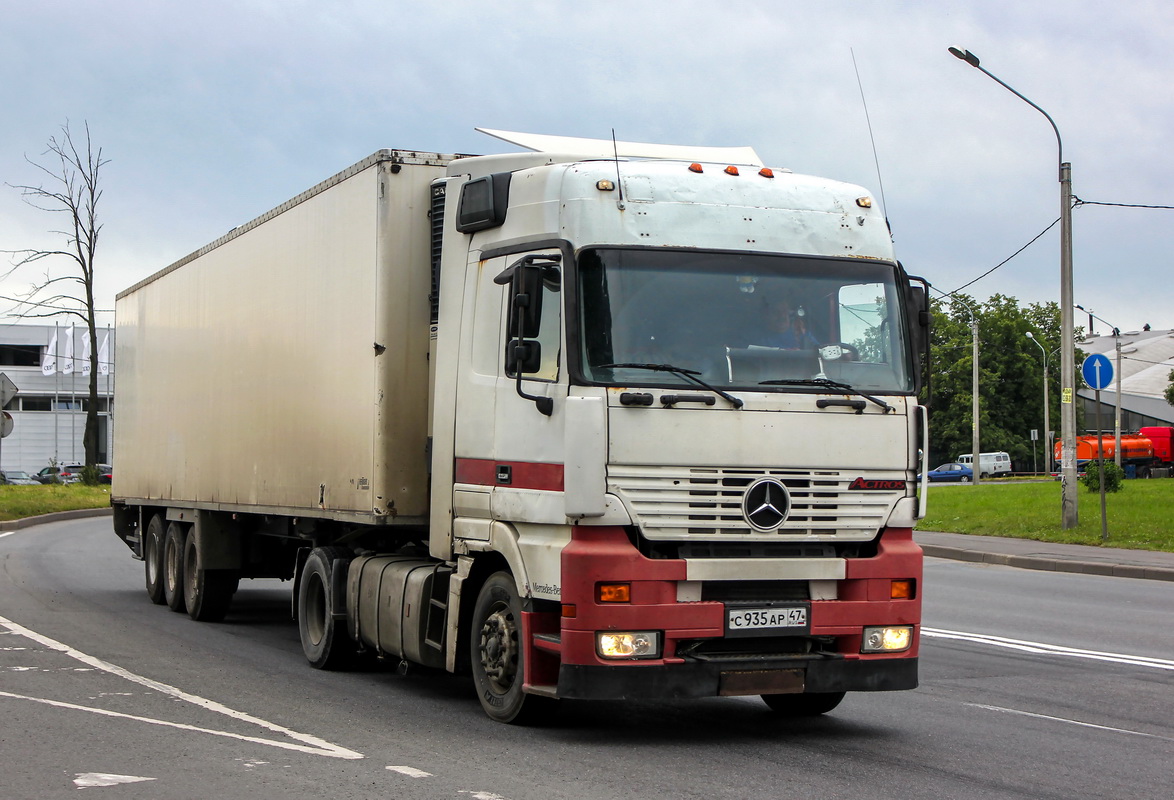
[304, 571, 328, 647]
[145, 533, 159, 585]
[165, 538, 180, 590]
[184, 537, 198, 600]
[478, 602, 520, 695]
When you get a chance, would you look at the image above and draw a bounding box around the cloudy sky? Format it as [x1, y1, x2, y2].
[2, 1, 1171, 336]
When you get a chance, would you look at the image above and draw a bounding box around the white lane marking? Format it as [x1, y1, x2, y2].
[1, 689, 362, 758]
[387, 766, 433, 778]
[922, 627, 1174, 671]
[966, 703, 1172, 741]
[0, 614, 363, 760]
[459, 793, 511, 800]
[74, 772, 156, 788]
[0, 531, 17, 539]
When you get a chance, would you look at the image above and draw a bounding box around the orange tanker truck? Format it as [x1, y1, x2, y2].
[1054, 426, 1174, 478]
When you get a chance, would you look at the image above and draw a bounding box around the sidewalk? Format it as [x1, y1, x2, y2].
[915, 530, 1174, 582]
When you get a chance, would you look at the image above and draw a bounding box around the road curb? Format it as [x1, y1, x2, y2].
[919, 542, 1174, 583]
[0, 507, 113, 532]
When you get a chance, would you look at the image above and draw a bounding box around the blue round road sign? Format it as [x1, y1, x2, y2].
[1081, 353, 1114, 390]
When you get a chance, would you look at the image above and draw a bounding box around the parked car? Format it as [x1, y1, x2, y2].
[1, 470, 40, 485]
[36, 464, 82, 484]
[926, 462, 974, 483]
[34, 463, 110, 484]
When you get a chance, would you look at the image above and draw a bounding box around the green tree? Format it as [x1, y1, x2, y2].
[1165, 369, 1174, 406]
[927, 293, 1081, 473]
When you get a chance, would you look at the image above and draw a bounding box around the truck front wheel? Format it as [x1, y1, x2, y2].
[163, 522, 188, 613]
[761, 691, 845, 716]
[470, 572, 551, 724]
[297, 547, 355, 670]
[143, 514, 167, 605]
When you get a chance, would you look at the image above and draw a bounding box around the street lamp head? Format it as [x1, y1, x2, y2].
[1025, 331, 1035, 340]
[948, 47, 981, 68]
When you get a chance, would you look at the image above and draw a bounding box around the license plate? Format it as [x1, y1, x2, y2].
[726, 605, 809, 636]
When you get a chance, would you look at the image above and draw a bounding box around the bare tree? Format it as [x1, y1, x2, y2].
[2, 121, 109, 476]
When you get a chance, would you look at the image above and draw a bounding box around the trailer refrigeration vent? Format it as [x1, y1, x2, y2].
[429, 182, 446, 325]
[608, 465, 905, 542]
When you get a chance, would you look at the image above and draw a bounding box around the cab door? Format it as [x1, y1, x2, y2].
[452, 247, 567, 518]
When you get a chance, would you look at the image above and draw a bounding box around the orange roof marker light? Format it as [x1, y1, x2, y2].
[688, 163, 704, 173]
[856, 196, 873, 208]
[758, 167, 775, 178]
[724, 165, 740, 176]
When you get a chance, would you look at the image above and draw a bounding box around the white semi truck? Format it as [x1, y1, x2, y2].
[112, 129, 930, 723]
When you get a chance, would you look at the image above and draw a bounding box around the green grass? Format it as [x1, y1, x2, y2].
[919, 479, 1174, 552]
[0, 484, 111, 522]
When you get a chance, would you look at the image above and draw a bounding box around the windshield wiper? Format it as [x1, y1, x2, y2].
[759, 377, 893, 413]
[600, 363, 744, 409]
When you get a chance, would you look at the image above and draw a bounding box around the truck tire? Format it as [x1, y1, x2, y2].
[761, 691, 845, 716]
[143, 514, 167, 605]
[163, 522, 188, 613]
[297, 547, 355, 670]
[469, 571, 552, 724]
[182, 527, 239, 623]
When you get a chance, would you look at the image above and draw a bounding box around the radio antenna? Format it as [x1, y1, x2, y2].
[611, 128, 625, 208]
[851, 49, 890, 233]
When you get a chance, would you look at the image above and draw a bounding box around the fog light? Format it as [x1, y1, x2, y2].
[862, 626, 913, 653]
[597, 631, 661, 659]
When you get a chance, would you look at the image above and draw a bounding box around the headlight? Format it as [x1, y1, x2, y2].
[597, 631, 661, 659]
[861, 626, 913, 653]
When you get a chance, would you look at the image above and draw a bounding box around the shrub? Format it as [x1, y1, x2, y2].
[80, 464, 103, 486]
[1082, 461, 1124, 493]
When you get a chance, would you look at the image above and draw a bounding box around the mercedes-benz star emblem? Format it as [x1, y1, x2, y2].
[742, 478, 790, 531]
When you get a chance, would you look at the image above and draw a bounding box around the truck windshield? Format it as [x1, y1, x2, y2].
[576, 248, 914, 394]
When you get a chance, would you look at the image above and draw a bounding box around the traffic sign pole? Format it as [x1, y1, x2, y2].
[1095, 389, 1108, 541]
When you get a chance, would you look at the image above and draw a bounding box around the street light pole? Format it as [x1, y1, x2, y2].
[954, 299, 981, 485]
[1026, 331, 1051, 474]
[949, 47, 1078, 527]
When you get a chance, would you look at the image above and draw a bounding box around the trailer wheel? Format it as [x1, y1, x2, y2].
[761, 691, 845, 716]
[182, 527, 239, 622]
[297, 547, 355, 670]
[143, 514, 167, 605]
[163, 522, 188, 613]
[469, 571, 551, 724]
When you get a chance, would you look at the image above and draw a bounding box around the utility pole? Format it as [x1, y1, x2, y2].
[949, 47, 1078, 526]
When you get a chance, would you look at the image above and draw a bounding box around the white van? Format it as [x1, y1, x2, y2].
[956, 451, 1012, 478]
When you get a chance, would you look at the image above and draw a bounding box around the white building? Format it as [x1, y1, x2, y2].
[1077, 326, 1174, 430]
[0, 322, 114, 474]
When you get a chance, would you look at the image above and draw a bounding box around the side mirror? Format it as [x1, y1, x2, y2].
[494, 254, 561, 417]
[505, 339, 542, 375]
[508, 264, 546, 340]
[904, 274, 931, 396]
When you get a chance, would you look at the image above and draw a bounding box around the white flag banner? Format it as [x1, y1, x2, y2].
[82, 330, 93, 376]
[98, 332, 110, 376]
[42, 328, 58, 375]
[63, 323, 75, 375]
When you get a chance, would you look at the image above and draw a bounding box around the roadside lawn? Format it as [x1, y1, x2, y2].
[0, 484, 111, 522]
[919, 479, 1174, 552]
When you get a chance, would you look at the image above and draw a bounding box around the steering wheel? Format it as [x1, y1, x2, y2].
[820, 343, 859, 361]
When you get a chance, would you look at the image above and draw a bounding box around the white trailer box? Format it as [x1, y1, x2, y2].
[114, 151, 452, 524]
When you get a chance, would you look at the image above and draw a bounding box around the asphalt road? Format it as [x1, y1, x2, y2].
[1, 518, 1171, 800]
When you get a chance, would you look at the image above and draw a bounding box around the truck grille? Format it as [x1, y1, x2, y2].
[608, 465, 904, 541]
